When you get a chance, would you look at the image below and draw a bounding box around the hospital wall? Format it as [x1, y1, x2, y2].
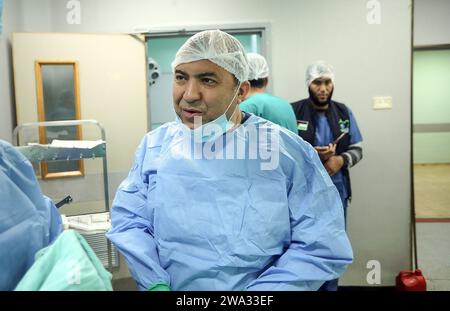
[0, 0, 20, 143]
[1, 0, 419, 286]
[0, 0, 53, 143]
[414, 0, 450, 46]
[413, 0, 450, 164]
[413, 49, 450, 163]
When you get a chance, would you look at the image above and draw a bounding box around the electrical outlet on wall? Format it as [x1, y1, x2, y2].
[373, 96, 393, 110]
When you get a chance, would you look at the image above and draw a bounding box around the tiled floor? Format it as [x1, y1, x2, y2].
[414, 163, 450, 291]
[113, 277, 138, 291]
[414, 164, 450, 218]
[416, 223, 450, 291]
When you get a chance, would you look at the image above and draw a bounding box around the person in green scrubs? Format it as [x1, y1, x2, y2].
[240, 53, 298, 133]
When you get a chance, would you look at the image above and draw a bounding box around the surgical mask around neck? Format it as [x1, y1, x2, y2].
[176, 85, 241, 143]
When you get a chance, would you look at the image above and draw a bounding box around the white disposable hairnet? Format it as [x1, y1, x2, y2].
[247, 53, 269, 80]
[306, 61, 335, 87]
[171, 30, 249, 82]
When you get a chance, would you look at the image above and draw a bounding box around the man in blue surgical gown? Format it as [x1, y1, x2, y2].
[291, 61, 363, 291]
[107, 30, 353, 291]
[0, 140, 62, 290]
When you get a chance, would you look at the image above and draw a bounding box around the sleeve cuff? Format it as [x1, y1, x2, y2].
[147, 283, 171, 291]
[341, 153, 350, 168]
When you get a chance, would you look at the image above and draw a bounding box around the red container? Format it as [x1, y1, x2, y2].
[396, 269, 427, 291]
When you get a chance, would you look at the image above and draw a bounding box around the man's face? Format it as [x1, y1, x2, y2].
[309, 77, 334, 104]
[173, 60, 242, 129]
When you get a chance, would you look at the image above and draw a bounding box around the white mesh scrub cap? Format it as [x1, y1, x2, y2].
[247, 53, 269, 80]
[171, 29, 249, 82]
[305, 61, 335, 87]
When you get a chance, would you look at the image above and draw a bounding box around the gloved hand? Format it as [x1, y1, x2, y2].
[147, 283, 171, 291]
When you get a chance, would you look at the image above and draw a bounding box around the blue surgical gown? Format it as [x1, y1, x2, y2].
[314, 109, 363, 208]
[107, 115, 353, 291]
[0, 140, 62, 290]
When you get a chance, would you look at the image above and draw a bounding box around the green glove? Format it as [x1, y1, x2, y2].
[148, 283, 171, 291]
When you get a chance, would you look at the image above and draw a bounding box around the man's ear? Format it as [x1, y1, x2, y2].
[238, 81, 250, 102]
